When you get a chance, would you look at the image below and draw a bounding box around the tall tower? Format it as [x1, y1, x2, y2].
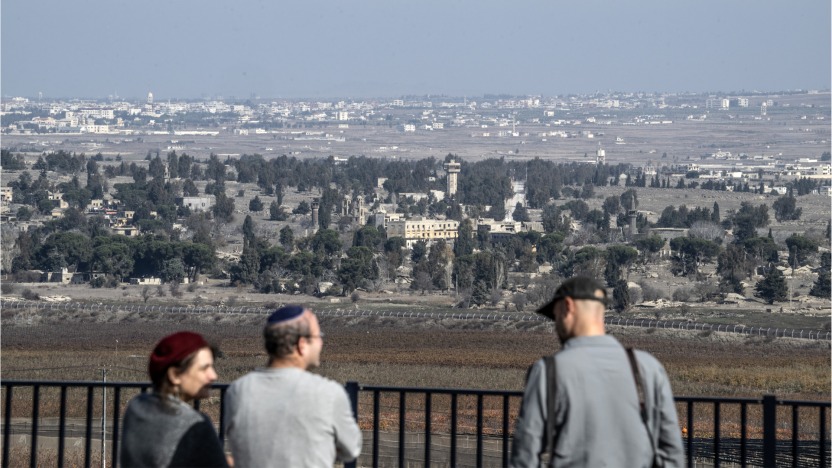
[311, 199, 320, 233]
[357, 197, 366, 225]
[596, 146, 606, 165]
[627, 210, 638, 239]
[445, 159, 461, 198]
[147, 92, 154, 105]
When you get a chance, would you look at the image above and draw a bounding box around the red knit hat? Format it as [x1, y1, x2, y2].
[148, 331, 209, 385]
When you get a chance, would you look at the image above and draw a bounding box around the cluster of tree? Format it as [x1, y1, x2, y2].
[230, 216, 368, 295]
[230, 154, 441, 201]
[772, 192, 802, 222]
[11, 226, 215, 286]
[1, 149, 26, 170]
[32, 151, 87, 174]
[656, 203, 719, 228]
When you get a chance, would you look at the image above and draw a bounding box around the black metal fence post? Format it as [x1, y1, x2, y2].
[344, 381, 359, 468]
[3, 386, 12, 468]
[763, 394, 777, 467]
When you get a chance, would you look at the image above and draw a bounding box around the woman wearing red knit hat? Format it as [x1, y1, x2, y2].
[120, 331, 228, 467]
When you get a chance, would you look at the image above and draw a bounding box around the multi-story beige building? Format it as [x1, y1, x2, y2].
[386, 217, 459, 248]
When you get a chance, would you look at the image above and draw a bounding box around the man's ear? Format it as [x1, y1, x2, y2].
[296, 337, 307, 356]
[563, 296, 576, 315]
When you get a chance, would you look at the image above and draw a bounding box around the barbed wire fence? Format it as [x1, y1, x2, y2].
[2, 299, 829, 341]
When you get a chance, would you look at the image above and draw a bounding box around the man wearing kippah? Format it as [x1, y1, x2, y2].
[510, 277, 684, 468]
[224, 305, 362, 467]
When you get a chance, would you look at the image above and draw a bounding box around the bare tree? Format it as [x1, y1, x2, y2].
[512, 292, 528, 312]
[689, 221, 724, 243]
[141, 286, 152, 303]
[413, 270, 432, 295]
[1, 224, 19, 273]
[490, 286, 502, 306]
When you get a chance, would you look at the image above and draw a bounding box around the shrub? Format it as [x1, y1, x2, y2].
[640, 283, 667, 302]
[693, 282, 719, 301]
[141, 286, 152, 303]
[187, 283, 198, 293]
[351, 291, 361, 303]
[512, 292, 528, 312]
[90, 277, 107, 289]
[672, 287, 693, 302]
[1, 282, 17, 295]
[13, 271, 41, 283]
[21, 288, 40, 300]
[628, 285, 643, 305]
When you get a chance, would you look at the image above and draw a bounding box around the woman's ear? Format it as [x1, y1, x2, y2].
[167, 366, 182, 386]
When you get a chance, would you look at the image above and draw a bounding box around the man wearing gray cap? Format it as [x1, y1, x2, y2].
[510, 277, 684, 467]
[224, 305, 362, 467]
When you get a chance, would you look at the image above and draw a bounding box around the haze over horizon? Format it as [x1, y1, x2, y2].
[2, 0, 830, 100]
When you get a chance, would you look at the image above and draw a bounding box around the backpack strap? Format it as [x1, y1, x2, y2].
[538, 355, 557, 466]
[626, 347, 659, 467]
[625, 347, 647, 423]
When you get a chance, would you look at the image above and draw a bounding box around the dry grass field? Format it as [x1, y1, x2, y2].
[2, 307, 828, 400]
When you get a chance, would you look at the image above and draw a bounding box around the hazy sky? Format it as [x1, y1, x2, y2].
[2, 1, 830, 99]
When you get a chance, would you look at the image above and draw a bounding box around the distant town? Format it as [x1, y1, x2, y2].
[1, 90, 829, 312]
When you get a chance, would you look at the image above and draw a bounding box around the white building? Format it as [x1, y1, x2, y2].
[386, 217, 459, 248]
[177, 195, 216, 212]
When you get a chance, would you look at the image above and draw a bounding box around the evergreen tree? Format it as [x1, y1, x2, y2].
[293, 200, 311, 215]
[542, 204, 567, 234]
[279, 226, 294, 251]
[612, 279, 630, 312]
[231, 244, 261, 285]
[809, 253, 831, 298]
[512, 202, 530, 222]
[755, 267, 788, 304]
[269, 201, 288, 221]
[620, 189, 639, 211]
[411, 240, 427, 264]
[785, 234, 818, 267]
[604, 245, 638, 286]
[275, 181, 284, 207]
[772, 193, 802, 221]
[711, 202, 720, 223]
[242, 215, 256, 246]
[471, 279, 490, 306]
[249, 196, 264, 212]
[182, 179, 199, 196]
[212, 192, 235, 223]
[454, 220, 474, 256]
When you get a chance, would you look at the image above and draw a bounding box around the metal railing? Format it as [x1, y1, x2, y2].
[1, 380, 829, 467]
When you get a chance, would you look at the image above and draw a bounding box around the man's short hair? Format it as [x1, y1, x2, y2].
[536, 276, 608, 320]
[263, 306, 311, 359]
